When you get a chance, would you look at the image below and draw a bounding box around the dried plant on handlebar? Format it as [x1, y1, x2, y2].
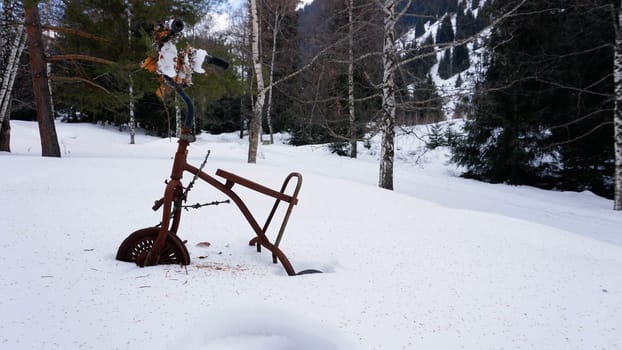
[140, 19, 208, 99]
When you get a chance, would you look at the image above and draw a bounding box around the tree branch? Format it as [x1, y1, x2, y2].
[49, 75, 112, 94]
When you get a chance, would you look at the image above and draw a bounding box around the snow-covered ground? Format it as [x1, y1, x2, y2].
[1, 120, 621, 349]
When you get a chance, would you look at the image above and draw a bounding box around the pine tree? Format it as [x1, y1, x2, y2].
[53, 0, 212, 133]
[451, 43, 470, 74]
[412, 74, 444, 124]
[455, 73, 463, 87]
[451, 0, 615, 197]
[438, 49, 452, 79]
[414, 18, 425, 38]
[435, 15, 454, 45]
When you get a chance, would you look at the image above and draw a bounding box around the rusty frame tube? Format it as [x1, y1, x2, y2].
[246, 173, 302, 263]
[143, 137, 298, 275]
[138, 140, 188, 267]
[184, 164, 297, 276]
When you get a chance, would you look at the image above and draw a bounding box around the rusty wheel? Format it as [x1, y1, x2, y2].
[116, 227, 190, 266]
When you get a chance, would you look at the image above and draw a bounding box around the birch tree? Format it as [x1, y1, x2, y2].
[378, 0, 400, 190]
[346, 0, 357, 158]
[0, 1, 27, 152]
[263, 1, 286, 145]
[614, 0, 622, 210]
[248, 0, 265, 163]
[126, 1, 136, 144]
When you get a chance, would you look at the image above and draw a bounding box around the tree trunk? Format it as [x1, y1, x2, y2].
[379, 0, 397, 190]
[43, 0, 54, 119]
[127, 2, 135, 144]
[25, 3, 60, 157]
[265, 11, 282, 146]
[129, 73, 136, 144]
[0, 22, 26, 127]
[614, 0, 622, 210]
[0, 113, 10, 152]
[0, 28, 24, 152]
[175, 93, 182, 137]
[347, 0, 357, 158]
[248, 0, 265, 163]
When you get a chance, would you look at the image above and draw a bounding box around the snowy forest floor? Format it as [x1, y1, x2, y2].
[1, 120, 621, 349]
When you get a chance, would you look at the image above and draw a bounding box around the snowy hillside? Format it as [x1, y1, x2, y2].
[401, 0, 491, 118]
[1, 120, 621, 349]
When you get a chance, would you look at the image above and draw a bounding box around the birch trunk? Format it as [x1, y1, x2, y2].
[128, 73, 136, 144]
[43, 0, 54, 119]
[127, 2, 136, 144]
[1, 0, 25, 125]
[0, 25, 25, 125]
[0, 28, 25, 152]
[25, 3, 61, 157]
[379, 0, 397, 190]
[265, 11, 282, 145]
[248, 0, 265, 163]
[175, 94, 182, 137]
[347, 0, 357, 158]
[614, 0, 622, 210]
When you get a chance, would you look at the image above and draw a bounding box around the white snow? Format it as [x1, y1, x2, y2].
[1, 120, 621, 350]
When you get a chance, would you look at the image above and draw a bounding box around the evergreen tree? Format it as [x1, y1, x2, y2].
[427, 122, 445, 149]
[451, 0, 615, 197]
[437, 48, 452, 79]
[456, 8, 476, 40]
[455, 73, 463, 87]
[408, 74, 443, 124]
[414, 18, 425, 38]
[52, 0, 219, 136]
[435, 14, 454, 45]
[403, 35, 436, 84]
[451, 43, 470, 74]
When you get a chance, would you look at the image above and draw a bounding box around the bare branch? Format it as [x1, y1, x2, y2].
[47, 54, 115, 66]
[49, 75, 112, 94]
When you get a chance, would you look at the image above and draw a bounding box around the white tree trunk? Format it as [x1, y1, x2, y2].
[175, 93, 182, 137]
[265, 11, 282, 145]
[0, 24, 25, 125]
[347, 0, 357, 158]
[379, 0, 398, 190]
[248, 0, 265, 163]
[44, 0, 54, 119]
[128, 74, 136, 144]
[614, 0, 622, 210]
[126, 2, 136, 144]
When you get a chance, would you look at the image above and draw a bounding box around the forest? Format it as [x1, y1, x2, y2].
[1, 0, 621, 209]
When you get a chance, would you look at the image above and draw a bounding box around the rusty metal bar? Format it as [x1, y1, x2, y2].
[215, 169, 298, 205]
[185, 164, 298, 276]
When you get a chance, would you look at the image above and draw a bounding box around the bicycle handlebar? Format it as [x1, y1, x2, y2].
[206, 55, 229, 70]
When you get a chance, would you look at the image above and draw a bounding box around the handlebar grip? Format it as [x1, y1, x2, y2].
[206, 55, 229, 70]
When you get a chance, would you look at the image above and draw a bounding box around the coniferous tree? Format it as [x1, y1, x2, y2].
[451, 0, 615, 197]
[451, 43, 469, 74]
[435, 14, 454, 45]
[52, 0, 216, 136]
[411, 74, 443, 124]
[438, 48, 452, 79]
[414, 18, 425, 38]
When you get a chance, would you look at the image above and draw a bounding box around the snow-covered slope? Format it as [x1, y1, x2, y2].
[1, 121, 621, 349]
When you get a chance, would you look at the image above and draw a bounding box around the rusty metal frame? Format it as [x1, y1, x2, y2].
[140, 138, 302, 276]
